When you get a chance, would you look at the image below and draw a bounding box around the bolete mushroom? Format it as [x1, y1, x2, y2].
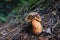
[25, 12, 43, 35]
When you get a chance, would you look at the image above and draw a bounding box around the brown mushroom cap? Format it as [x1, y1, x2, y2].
[25, 12, 41, 22]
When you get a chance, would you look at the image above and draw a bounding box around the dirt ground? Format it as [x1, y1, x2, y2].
[0, 1, 60, 40]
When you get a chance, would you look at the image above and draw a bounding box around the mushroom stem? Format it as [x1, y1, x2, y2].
[31, 19, 43, 35]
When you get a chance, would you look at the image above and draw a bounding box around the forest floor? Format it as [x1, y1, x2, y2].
[0, 0, 60, 40]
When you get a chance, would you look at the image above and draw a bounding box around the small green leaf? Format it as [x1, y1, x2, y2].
[0, 17, 7, 22]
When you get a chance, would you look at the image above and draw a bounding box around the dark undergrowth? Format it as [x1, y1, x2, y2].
[0, 0, 60, 40]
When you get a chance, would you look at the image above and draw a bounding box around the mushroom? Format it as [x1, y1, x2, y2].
[25, 12, 43, 35]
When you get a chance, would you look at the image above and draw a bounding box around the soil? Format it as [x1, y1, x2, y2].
[0, 1, 60, 40]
